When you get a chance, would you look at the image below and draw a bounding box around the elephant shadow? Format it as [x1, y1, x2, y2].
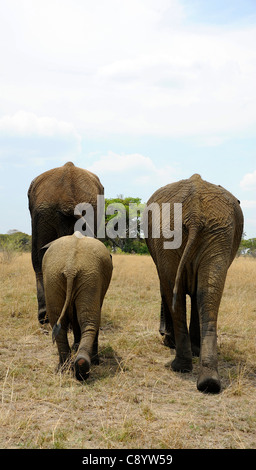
[86, 344, 123, 384]
[164, 341, 256, 393]
[84, 319, 124, 384]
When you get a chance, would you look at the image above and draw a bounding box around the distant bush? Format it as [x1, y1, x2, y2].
[2, 227, 253, 258]
[0, 230, 31, 260]
[237, 237, 256, 257]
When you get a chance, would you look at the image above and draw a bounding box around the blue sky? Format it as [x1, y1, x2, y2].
[0, 0, 255, 237]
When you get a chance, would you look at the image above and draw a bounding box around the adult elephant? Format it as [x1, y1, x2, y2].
[28, 161, 104, 325]
[144, 174, 243, 393]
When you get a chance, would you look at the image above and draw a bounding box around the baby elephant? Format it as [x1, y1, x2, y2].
[42, 232, 113, 380]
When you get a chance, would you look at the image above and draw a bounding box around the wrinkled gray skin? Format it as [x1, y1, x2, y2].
[42, 233, 113, 381]
[144, 174, 243, 393]
[28, 161, 104, 325]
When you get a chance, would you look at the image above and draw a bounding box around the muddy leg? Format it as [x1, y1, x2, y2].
[55, 326, 71, 371]
[36, 272, 48, 325]
[196, 258, 227, 393]
[171, 292, 192, 373]
[71, 304, 81, 352]
[189, 294, 200, 357]
[91, 330, 100, 365]
[161, 283, 192, 373]
[75, 324, 97, 381]
[160, 296, 176, 349]
[74, 299, 100, 381]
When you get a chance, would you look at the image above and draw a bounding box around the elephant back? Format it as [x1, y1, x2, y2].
[28, 162, 104, 214]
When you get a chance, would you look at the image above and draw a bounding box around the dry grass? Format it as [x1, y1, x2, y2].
[0, 252, 255, 449]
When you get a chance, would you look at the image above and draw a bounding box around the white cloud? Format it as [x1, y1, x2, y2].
[240, 170, 256, 190]
[240, 200, 256, 209]
[0, 111, 81, 140]
[88, 151, 177, 190]
[0, 1, 256, 140]
[88, 152, 154, 174]
[0, 0, 183, 71]
[0, 111, 82, 165]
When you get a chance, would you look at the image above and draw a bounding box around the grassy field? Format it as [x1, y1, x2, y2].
[0, 252, 255, 449]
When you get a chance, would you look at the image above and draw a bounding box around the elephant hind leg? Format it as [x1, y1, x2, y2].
[74, 323, 99, 380]
[161, 285, 192, 373]
[196, 259, 227, 394]
[160, 296, 176, 349]
[189, 294, 200, 357]
[31, 213, 57, 325]
[171, 295, 192, 373]
[91, 330, 100, 364]
[73, 288, 101, 380]
[71, 304, 81, 352]
[55, 328, 71, 371]
[75, 353, 91, 381]
[36, 272, 48, 324]
[48, 306, 71, 371]
[74, 329, 100, 381]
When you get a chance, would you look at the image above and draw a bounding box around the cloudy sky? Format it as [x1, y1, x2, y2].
[0, 0, 256, 237]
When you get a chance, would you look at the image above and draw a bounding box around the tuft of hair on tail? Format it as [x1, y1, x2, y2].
[52, 323, 62, 343]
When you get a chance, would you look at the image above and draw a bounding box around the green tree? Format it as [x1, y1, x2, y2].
[238, 236, 256, 257]
[0, 230, 31, 254]
[104, 197, 148, 254]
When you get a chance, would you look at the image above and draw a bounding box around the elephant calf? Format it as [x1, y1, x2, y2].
[42, 233, 113, 380]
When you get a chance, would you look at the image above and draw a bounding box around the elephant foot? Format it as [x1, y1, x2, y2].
[171, 356, 192, 373]
[197, 368, 221, 394]
[75, 353, 91, 381]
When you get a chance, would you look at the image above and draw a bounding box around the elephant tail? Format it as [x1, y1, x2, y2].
[172, 224, 199, 312]
[52, 275, 75, 343]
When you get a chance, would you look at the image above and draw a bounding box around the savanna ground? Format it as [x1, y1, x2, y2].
[0, 252, 255, 449]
